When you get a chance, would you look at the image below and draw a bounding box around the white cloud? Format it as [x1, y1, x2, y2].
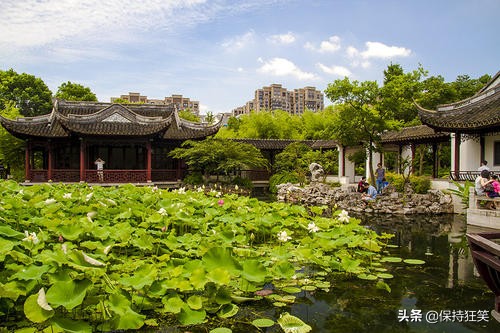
[317, 63, 352, 77]
[267, 32, 296, 45]
[305, 35, 341, 53]
[347, 41, 411, 59]
[221, 30, 255, 51]
[258, 57, 316, 80]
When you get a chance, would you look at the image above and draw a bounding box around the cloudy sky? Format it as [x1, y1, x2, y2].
[1, 0, 498, 114]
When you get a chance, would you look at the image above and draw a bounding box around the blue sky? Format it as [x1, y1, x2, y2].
[1, 0, 498, 114]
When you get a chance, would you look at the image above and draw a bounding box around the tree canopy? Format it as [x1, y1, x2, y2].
[55, 81, 97, 101]
[0, 69, 53, 117]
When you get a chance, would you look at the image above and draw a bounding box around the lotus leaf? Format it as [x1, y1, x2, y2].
[119, 264, 157, 290]
[50, 316, 92, 333]
[210, 328, 232, 333]
[0, 225, 24, 238]
[187, 295, 203, 310]
[24, 293, 54, 323]
[277, 312, 312, 333]
[380, 256, 402, 263]
[46, 279, 92, 310]
[202, 247, 241, 274]
[403, 259, 426, 265]
[252, 318, 275, 328]
[217, 303, 239, 318]
[177, 305, 206, 325]
[241, 259, 267, 283]
[162, 294, 185, 314]
[12, 264, 50, 281]
[107, 292, 146, 330]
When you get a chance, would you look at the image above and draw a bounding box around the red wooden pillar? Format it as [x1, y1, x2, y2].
[79, 138, 85, 182]
[146, 141, 152, 182]
[25, 140, 31, 181]
[47, 141, 53, 181]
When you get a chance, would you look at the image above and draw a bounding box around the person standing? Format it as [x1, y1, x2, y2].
[375, 163, 385, 194]
[94, 158, 105, 182]
[478, 160, 490, 172]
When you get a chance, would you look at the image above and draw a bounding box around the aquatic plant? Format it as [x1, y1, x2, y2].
[0, 180, 421, 331]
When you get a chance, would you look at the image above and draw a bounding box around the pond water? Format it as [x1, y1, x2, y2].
[150, 213, 500, 333]
[272, 213, 500, 333]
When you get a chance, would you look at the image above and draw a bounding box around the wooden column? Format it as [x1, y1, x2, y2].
[454, 133, 461, 179]
[79, 138, 85, 182]
[25, 140, 31, 181]
[47, 141, 53, 181]
[146, 141, 152, 182]
[341, 145, 346, 177]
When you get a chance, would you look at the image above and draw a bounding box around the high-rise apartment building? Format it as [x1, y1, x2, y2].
[233, 84, 324, 116]
[111, 93, 200, 116]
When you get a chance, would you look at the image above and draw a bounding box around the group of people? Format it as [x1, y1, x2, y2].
[475, 160, 499, 210]
[356, 163, 388, 200]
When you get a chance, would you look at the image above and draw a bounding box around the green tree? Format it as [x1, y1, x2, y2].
[325, 77, 395, 184]
[55, 81, 97, 101]
[204, 111, 215, 125]
[0, 69, 53, 117]
[169, 138, 268, 181]
[0, 102, 25, 179]
[178, 109, 201, 122]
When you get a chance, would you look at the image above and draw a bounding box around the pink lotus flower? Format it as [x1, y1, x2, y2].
[58, 235, 64, 242]
[161, 226, 167, 232]
[218, 199, 224, 206]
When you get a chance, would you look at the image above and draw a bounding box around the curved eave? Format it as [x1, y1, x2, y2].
[57, 118, 173, 137]
[163, 113, 225, 139]
[0, 114, 69, 139]
[381, 125, 450, 145]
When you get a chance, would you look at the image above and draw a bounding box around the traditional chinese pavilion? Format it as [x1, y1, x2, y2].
[0, 100, 223, 183]
[416, 71, 500, 179]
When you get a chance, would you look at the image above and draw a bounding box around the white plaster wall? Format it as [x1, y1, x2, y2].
[401, 145, 412, 175]
[459, 138, 481, 171]
[484, 134, 500, 172]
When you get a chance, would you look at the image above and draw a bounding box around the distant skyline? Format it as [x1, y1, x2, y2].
[1, 0, 498, 114]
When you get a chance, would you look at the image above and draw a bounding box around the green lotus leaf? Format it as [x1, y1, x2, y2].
[215, 287, 232, 305]
[217, 303, 238, 318]
[252, 318, 275, 328]
[46, 279, 92, 310]
[0, 237, 16, 259]
[50, 316, 92, 333]
[210, 328, 232, 333]
[177, 305, 206, 325]
[277, 312, 312, 333]
[241, 259, 267, 283]
[107, 292, 146, 330]
[202, 247, 241, 274]
[0, 281, 27, 301]
[357, 273, 378, 280]
[377, 273, 394, 279]
[281, 286, 302, 294]
[0, 225, 24, 238]
[131, 232, 155, 251]
[187, 295, 203, 310]
[207, 268, 231, 285]
[273, 261, 295, 279]
[24, 293, 54, 323]
[14, 327, 37, 333]
[272, 301, 287, 307]
[376, 280, 392, 293]
[189, 267, 208, 290]
[403, 259, 426, 265]
[162, 294, 185, 314]
[380, 256, 402, 263]
[58, 224, 84, 241]
[119, 264, 157, 290]
[12, 264, 50, 281]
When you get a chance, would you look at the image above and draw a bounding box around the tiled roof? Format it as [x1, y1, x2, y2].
[381, 125, 449, 144]
[417, 72, 500, 133]
[0, 100, 223, 139]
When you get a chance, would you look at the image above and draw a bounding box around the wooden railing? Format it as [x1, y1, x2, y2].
[450, 171, 496, 182]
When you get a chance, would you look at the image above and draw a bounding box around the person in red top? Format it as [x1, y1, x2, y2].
[357, 176, 367, 193]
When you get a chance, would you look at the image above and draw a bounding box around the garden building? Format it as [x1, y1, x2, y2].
[0, 100, 223, 183]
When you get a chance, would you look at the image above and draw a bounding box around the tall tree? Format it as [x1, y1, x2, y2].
[55, 81, 97, 101]
[325, 77, 395, 183]
[0, 102, 25, 179]
[0, 69, 53, 117]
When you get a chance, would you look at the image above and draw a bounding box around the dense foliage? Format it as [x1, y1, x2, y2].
[385, 172, 431, 194]
[55, 82, 97, 101]
[0, 69, 53, 117]
[0, 181, 425, 332]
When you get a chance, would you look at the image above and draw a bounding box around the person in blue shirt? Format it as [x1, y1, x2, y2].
[363, 182, 377, 200]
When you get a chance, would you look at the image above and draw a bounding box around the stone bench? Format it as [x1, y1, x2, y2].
[469, 187, 500, 209]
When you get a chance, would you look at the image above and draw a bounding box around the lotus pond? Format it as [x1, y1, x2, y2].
[0, 181, 498, 333]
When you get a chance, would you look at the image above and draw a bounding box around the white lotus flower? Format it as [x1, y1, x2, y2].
[62, 243, 67, 254]
[85, 192, 93, 202]
[87, 211, 97, 223]
[338, 210, 350, 223]
[307, 222, 320, 233]
[37, 288, 53, 311]
[151, 186, 159, 192]
[23, 230, 39, 244]
[177, 187, 186, 194]
[235, 185, 239, 190]
[44, 198, 57, 205]
[63, 193, 72, 199]
[277, 230, 292, 242]
[158, 207, 167, 216]
[103, 245, 113, 255]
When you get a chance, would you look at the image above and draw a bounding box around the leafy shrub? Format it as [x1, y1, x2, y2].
[183, 171, 204, 185]
[385, 172, 431, 194]
[269, 172, 302, 193]
[231, 176, 253, 190]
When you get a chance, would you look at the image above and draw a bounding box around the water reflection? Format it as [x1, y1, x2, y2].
[286, 214, 500, 333]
